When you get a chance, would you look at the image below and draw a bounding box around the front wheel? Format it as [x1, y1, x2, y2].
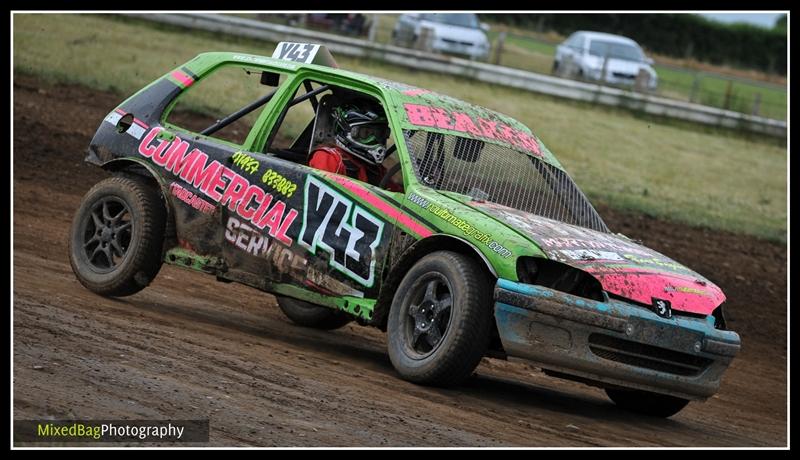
[68, 175, 166, 297]
[605, 388, 690, 418]
[387, 251, 492, 387]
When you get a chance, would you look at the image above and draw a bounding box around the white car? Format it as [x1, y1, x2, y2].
[392, 13, 491, 60]
[553, 31, 658, 90]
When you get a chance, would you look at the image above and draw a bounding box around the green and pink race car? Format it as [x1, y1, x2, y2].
[69, 43, 740, 418]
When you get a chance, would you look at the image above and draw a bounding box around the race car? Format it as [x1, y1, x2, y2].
[69, 42, 740, 418]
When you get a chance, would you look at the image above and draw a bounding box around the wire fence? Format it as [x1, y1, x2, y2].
[251, 14, 786, 122]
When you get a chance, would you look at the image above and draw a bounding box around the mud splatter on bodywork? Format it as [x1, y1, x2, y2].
[472, 201, 725, 315]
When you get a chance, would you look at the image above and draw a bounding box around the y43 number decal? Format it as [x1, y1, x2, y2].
[271, 42, 320, 64]
[299, 176, 384, 288]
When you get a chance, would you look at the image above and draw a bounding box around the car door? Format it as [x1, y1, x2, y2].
[220, 76, 403, 304]
[150, 63, 293, 270]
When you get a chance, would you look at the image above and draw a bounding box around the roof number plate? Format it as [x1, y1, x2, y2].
[272, 42, 320, 64]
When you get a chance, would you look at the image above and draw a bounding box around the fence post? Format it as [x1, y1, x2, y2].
[415, 26, 435, 53]
[752, 93, 762, 116]
[493, 31, 506, 65]
[689, 73, 701, 103]
[367, 14, 378, 42]
[723, 80, 734, 110]
[635, 69, 651, 93]
[601, 53, 609, 84]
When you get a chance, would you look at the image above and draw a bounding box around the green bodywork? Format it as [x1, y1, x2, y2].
[132, 51, 581, 319]
[165, 247, 223, 273]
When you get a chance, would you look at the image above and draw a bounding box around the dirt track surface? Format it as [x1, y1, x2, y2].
[13, 76, 787, 447]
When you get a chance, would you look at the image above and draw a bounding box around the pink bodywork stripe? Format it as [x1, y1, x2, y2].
[170, 70, 195, 88]
[585, 265, 715, 285]
[113, 109, 149, 129]
[586, 267, 726, 316]
[324, 174, 433, 239]
[403, 88, 431, 96]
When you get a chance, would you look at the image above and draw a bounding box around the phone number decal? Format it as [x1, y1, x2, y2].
[261, 169, 298, 198]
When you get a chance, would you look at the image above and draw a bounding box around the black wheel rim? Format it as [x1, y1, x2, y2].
[81, 196, 133, 273]
[402, 272, 453, 359]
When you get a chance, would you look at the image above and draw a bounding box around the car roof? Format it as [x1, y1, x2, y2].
[192, 51, 563, 169]
[574, 31, 639, 45]
[288, 60, 561, 168]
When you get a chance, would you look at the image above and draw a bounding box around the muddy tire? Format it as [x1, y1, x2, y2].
[68, 175, 166, 297]
[276, 296, 352, 330]
[606, 388, 690, 418]
[387, 251, 492, 387]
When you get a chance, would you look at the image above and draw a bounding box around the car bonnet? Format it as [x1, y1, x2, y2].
[470, 201, 725, 316]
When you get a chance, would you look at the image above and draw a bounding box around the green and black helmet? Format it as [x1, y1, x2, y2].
[332, 104, 390, 165]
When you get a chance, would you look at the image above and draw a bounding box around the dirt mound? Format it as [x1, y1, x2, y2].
[12, 75, 786, 446]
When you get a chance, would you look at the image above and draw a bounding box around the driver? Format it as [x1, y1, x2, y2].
[309, 101, 392, 186]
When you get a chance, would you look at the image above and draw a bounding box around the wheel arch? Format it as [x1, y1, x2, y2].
[99, 158, 177, 248]
[100, 158, 167, 187]
[372, 233, 498, 331]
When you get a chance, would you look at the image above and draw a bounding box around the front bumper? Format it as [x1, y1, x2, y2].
[433, 41, 488, 60]
[494, 279, 740, 400]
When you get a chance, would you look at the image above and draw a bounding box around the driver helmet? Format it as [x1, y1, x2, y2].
[331, 102, 389, 165]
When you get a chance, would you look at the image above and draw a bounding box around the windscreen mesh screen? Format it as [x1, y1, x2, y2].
[404, 130, 609, 233]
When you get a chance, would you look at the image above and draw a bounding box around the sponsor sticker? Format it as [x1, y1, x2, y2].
[559, 249, 625, 262]
[127, 122, 147, 140]
[104, 111, 123, 126]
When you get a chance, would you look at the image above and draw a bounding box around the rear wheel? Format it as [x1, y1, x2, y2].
[606, 388, 690, 418]
[276, 296, 352, 330]
[387, 251, 492, 386]
[68, 175, 166, 297]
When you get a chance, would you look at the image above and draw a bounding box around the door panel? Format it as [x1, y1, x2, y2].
[218, 150, 397, 300]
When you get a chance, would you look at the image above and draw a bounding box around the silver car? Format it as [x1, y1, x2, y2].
[392, 13, 491, 60]
[553, 31, 658, 90]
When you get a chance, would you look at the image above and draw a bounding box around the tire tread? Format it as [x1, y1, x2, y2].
[388, 250, 492, 387]
[69, 175, 166, 297]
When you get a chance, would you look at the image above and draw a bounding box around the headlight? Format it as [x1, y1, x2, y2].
[712, 304, 727, 330]
[517, 257, 605, 301]
[516, 257, 539, 284]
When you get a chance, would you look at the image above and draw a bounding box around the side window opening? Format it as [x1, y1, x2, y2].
[164, 65, 288, 146]
[265, 80, 333, 159]
[265, 80, 404, 193]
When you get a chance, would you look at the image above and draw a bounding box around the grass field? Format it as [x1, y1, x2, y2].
[653, 66, 786, 119]
[12, 14, 787, 242]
